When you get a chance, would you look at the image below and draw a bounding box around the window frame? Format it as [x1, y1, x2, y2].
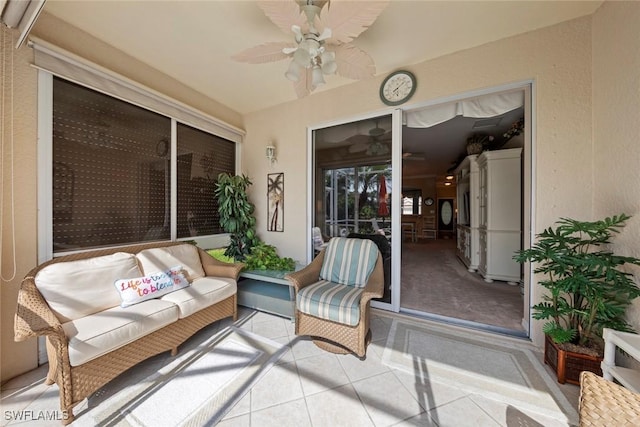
[38, 70, 242, 261]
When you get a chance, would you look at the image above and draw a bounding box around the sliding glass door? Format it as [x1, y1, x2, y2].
[311, 112, 400, 308]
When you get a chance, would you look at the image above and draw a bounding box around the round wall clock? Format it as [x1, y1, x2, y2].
[380, 70, 417, 106]
[424, 197, 434, 206]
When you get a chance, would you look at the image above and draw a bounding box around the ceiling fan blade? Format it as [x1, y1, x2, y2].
[403, 153, 426, 161]
[322, 0, 390, 43]
[332, 44, 376, 80]
[349, 142, 369, 153]
[257, 1, 307, 35]
[346, 134, 371, 145]
[232, 42, 294, 63]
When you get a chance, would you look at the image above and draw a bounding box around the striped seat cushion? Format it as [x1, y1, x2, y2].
[319, 237, 379, 288]
[297, 280, 363, 326]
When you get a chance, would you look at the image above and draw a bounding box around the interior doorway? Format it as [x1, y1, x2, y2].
[398, 86, 530, 336]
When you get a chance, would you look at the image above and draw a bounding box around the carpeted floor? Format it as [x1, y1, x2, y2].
[401, 238, 525, 332]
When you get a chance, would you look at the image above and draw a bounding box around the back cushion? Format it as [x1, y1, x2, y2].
[136, 244, 205, 281]
[35, 252, 141, 322]
[319, 237, 379, 288]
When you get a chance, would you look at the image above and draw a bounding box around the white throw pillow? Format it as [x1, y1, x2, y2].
[114, 266, 190, 308]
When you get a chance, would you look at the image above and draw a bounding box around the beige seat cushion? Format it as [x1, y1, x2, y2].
[62, 299, 179, 367]
[136, 245, 205, 281]
[35, 252, 141, 322]
[160, 277, 236, 318]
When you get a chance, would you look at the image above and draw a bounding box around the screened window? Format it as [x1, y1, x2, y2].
[52, 77, 235, 253]
[176, 124, 235, 238]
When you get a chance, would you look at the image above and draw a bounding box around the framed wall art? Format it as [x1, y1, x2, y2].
[267, 172, 284, 232]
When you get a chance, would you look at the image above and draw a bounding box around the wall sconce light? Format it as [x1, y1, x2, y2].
[446, 174, 454, 180]
[266, 145, 276, 165]
[444, 182, 452, 186]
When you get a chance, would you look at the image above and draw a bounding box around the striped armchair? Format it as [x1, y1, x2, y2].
[286, 237, 384, 357]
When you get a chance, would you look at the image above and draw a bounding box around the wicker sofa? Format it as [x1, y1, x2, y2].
[14, 241, 242, 425]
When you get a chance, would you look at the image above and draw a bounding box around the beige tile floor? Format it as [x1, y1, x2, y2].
[1, 308, 580, 427]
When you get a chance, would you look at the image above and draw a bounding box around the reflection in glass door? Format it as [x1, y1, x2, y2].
[313, 114, 395, 305]
[321, 166, 391, 240]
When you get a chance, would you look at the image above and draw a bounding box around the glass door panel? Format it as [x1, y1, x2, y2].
[313, 114, 394, 305]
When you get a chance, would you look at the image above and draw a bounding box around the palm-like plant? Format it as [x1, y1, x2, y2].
[214, 173, 259, 261]
[515, 214, 640, 349]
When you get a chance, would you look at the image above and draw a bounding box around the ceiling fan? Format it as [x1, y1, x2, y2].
[232, 0, 390, 98]
[348, 120, 391, 155]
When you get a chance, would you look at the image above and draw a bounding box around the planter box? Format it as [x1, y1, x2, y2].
[544, 334, 603, 385]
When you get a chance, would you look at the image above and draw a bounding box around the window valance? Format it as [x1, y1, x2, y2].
[405, 91, 524, 129]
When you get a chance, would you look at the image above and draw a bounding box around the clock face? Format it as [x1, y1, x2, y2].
[380, 71, 417, 106]
[424, 197, 434, 206]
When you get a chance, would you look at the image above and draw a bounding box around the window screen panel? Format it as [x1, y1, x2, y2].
[176, 123, 235, 238]
[53, 77, 171, 252]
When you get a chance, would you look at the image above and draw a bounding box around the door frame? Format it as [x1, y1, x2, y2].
[306, 79, 535, 333]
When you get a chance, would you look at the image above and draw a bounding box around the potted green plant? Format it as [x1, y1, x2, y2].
[243, 242, 295, 271]
[515, 214, 640, 384]
[214, 173, 259, 261]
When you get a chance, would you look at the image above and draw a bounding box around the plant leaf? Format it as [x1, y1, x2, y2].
[232, 42, 294, 63]
[321, 0, 390, 44]
[333, 44, 376, 80]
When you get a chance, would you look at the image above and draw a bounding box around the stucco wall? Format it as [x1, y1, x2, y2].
[1, 25, 39, 382]
[592, 2, 640, 333]
[243, 16, 594, 347]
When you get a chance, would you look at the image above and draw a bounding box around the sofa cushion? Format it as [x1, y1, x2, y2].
[136, 245, 205, 281]
[62, 299, 179, 366]
[35, 252, 141, 322]
[297, 280, 363, 326]
[114, 266, 190, 308]
[159, 276, 236, 318]
[319, 237, 379, 288]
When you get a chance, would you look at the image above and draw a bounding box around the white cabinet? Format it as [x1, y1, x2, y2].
[454, 155, 479, 271]
[476, 148, 522, 283]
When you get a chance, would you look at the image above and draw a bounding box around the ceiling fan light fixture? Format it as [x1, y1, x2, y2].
[320, 51, 337, 74]
[285, 60, 302, 82]
[311, 65, 326, 89]
[292, 45, 312, 67]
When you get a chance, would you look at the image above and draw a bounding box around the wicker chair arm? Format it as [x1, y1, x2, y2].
[14, 276, 65, 342]
[361, 253, 385, 303]
[198, 249, 244, 280]
[285, 251, 325, 292]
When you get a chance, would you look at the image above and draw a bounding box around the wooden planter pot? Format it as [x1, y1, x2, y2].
[544, 334, 603, 385]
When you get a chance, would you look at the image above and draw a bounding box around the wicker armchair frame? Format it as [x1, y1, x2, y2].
[286, 249, 384, 358]
[14, 241, 242, 425]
